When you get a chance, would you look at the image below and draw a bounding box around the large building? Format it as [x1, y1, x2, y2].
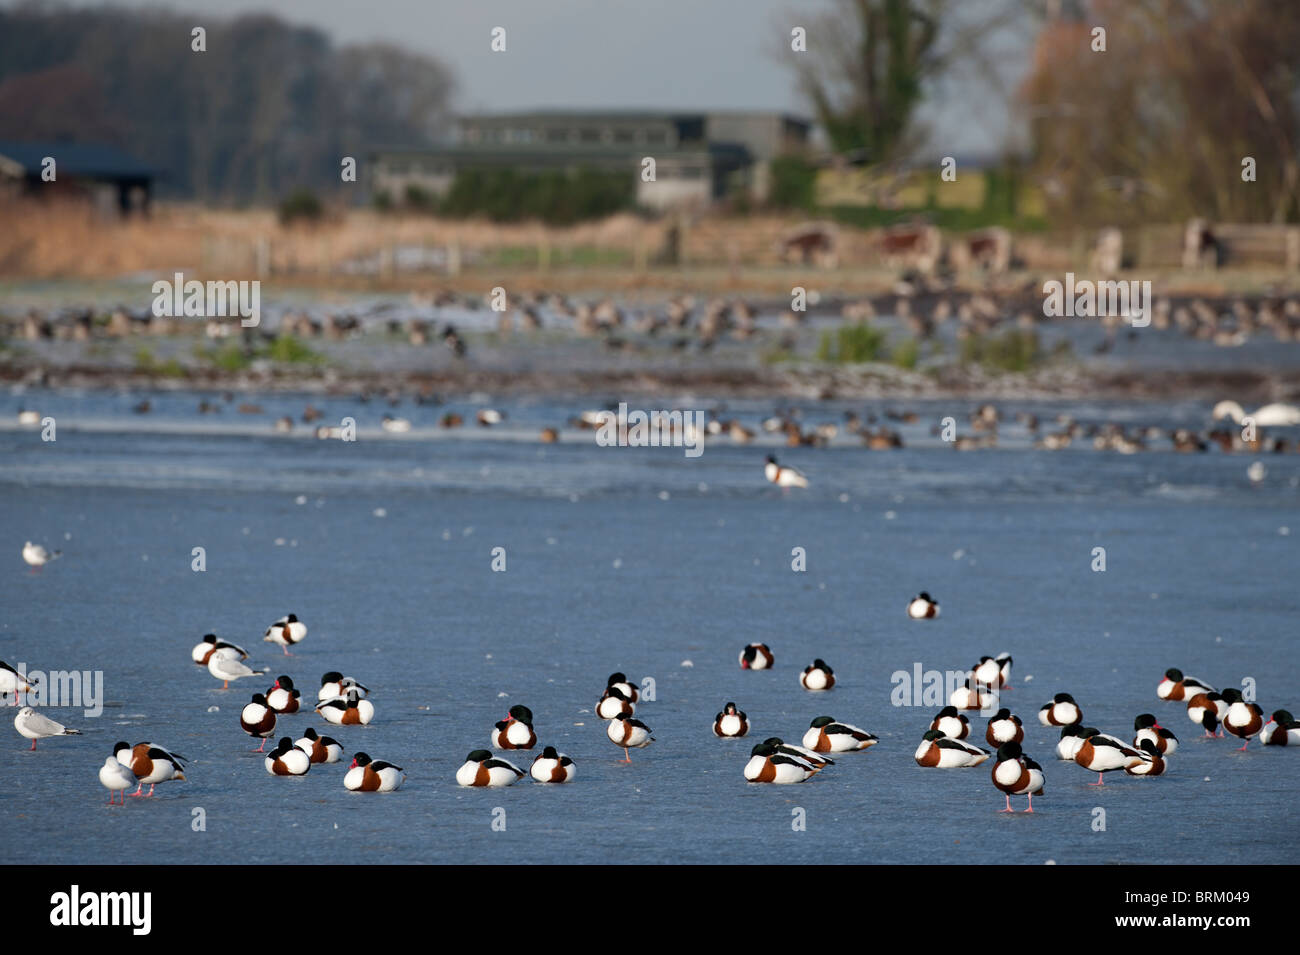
[370, 110, 811, 211]
[0, 141, 155, 216]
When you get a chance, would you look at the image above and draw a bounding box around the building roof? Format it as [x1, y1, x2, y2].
[0, 141, 157, 180]
[372, 142, 752, 163]
[460, 108, 812, 128]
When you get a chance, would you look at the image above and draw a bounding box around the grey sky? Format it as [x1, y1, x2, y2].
[5, 0, 1030, 153]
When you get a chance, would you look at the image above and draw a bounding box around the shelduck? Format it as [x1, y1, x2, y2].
[1157, 668, 1216, 702]
[799, 659, 835, 691]
[1038, 693, 1082, 727]
[263, 614, 307, 655]
[906, 592, 940, 619]
[492, 705, 537, 750]
[914, 730, 990, 768]
[1260, 710, 1300, 746]
[929, 706, 970, 740]
[190, 634, 249, 666]
[1125, 739, 1166, 776]
[265, 737, 312, 776]
[316, 689, 374, 726]
[764, 454, 809, 488]
[596, 685, 635, 719]
[744, 743, 818, 783]
[950, 681, 995, 711]
[713, 702, 749, 738]
[739, 643, 774, 670]
[1056, 724, 1087, 761]
[760, 736, 834, 768]
[1221, 689, 1264, 750]
[1074, 729, 1150, 785]
[529, 746, 576, 783]
[985, 708, 1024, 747]
[240, 694, 277, 751]
[607, 713, 655, 762]
[115, 741, 187, 796]
[455, 749, 523, 787]
[604, 672, 639, 703]
[991, 742, 1045, 811]
[318, 671, 368, 701]
[1132, 714, 1179, 755]
[802, 716, 877, 753]
[265, 675, 301, 714]
[345, 752, 404, 791]
[295, 727, 344, 764]
[1186, 692, 1228, 737]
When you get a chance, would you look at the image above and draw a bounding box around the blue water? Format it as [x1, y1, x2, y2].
[2, 390, 1298, 863]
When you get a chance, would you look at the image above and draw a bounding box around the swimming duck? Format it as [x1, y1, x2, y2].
[906, 592, 940, 619]
[190, 633, 249, 666]
[607, 713, 655, 762]
[1157, 668, 1215, 702]
[1186, 692, 1228, 737]
[316, 689, 374, 726]
[985, 708, 1024, 747]
[1037, 693, 1082, 727]
[492, 705, 537, 750]
[240, 694, 277, 751]
[207, 653, 265, 690]
[929, 706, 970, 740]
[14, 707, 80, 750]
[345, 752, 404, 791]
[799, 659, 835, 691]
[744, 743, 818, 783]
[991, 742, 1045, 811]
[596, 685, 635, 720]
[1221, 688, 1264, 750]
[265, 737, 312, 776]
[761, 736, 835, 768]
[1056, 724, 1088, 761]
[0, 661, 33, 702]
[99, 754, 136, 805]
[318, 671, 368, 701]
[1260, 710, 1300, 746]
[914, 730, 990, 767]
[739, 643, 774, 670]
[1132, 714, 1179, 755]
[1074, 729, 1149, 785]
[265, 675, 301, 715]
[295, 727, 344, 764]
[802, 716, 878, 753]
[713, 702, 749, 738]
[455, 749, 523, 787]
[263, 614, 307, 656]
[764, 454, 809, 488]
[604, 672, 639, 703]
[529, 746, 576, 784]
[1125, 739, 1166, 776]
[949, 681, 996, 711]
[115, 742, 187, 796]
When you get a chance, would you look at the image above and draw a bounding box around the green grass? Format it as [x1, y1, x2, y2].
[133, 346, 184, 378]
[959, 329, 1043, 372]
[192, 335, 323, 370]
[890, 337, 920, 369]
[816, 323, 889, 363]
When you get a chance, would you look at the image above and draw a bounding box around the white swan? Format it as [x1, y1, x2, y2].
[1212, 400, 1300, 427]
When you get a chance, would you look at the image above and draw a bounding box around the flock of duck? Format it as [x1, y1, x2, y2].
[8, 579, 1295, 812]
